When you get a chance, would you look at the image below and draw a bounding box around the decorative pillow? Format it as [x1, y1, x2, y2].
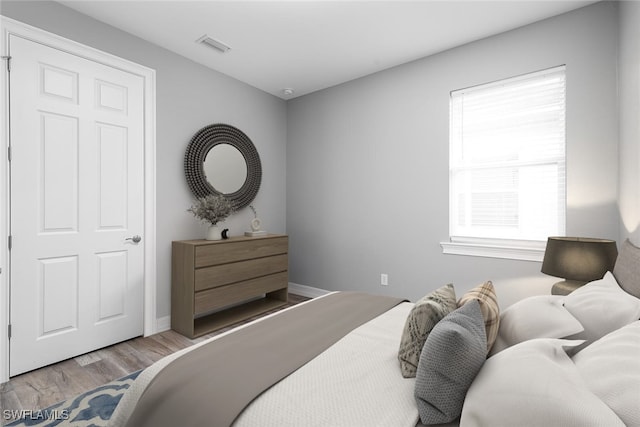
[489, 295, 584, 356]
[572, 321, 640, 426]
[564, 271, 640, 345]
[458, 281, 499, 352]
[414, 299, 486, 425]
[461, 338, 625, 427]
[397, 284, 457, 378]
[613, 238, 640, 299]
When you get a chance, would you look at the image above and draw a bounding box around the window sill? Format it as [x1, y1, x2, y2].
[440, 238, 545, 262]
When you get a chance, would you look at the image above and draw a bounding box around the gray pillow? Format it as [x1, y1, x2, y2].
[414, 299, 487, 425]
[398, 284, 457, 378]
[613, 239, 640, 299]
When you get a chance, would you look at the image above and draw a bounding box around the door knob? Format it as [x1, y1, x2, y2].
[125, 235, 142, 243]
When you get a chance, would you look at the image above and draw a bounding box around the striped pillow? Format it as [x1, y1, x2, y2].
[458, 281, 499, 352]
[398, 284, 457, 378]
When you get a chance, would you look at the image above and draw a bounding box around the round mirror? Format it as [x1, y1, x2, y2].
[203, 144, 247, 194]
[184, 124, 261, 209]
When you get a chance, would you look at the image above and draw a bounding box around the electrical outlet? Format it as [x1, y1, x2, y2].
[380, 273, 388, 286]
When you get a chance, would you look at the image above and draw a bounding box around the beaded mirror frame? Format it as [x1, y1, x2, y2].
[184, 123, 261, 209]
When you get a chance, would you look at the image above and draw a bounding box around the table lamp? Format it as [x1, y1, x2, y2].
[541, 237, 618, 295]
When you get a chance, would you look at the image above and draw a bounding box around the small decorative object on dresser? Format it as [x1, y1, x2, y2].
[171, 234, 288, 338]
[245, 204, 267, 237]
[187, 194, 235, 240]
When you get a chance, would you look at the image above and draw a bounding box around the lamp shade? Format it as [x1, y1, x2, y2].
[541, 237, 618, 282]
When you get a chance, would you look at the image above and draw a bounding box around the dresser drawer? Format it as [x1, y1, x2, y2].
[194, 271, 288, 314]
[194, 236, 288, 268]
[195, 254, 288, 291]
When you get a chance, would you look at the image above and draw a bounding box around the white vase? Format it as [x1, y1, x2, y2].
[206, 224, 222, 241]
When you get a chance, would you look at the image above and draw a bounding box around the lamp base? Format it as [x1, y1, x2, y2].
[551, 280, 586, 296]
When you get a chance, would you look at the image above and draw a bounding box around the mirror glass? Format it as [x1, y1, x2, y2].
[203, 144, 247, 194]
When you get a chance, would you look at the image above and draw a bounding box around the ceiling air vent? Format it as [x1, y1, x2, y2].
[196, 35, 231, 53]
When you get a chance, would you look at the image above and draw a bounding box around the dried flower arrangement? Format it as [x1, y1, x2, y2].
[187, 194, 235, 225]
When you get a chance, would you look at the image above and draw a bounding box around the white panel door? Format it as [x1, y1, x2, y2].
[9, 35, 145, 375]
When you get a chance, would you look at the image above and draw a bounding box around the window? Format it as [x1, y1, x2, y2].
[443, 66, 566, 261]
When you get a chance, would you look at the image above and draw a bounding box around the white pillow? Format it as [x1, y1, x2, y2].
[572, 321, 640, 427]
[461, 338, 625, 427]
[489, 295, 583, 356]
[564, 271, 640, 344]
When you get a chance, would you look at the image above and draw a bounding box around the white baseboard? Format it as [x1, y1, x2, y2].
[288, 282, 330, 298]
[155, 315, 171, 333]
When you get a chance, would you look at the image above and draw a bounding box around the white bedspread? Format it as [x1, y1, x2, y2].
[233, 302, 419, 427]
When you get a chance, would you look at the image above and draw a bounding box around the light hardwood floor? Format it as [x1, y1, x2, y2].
[0, 293, 310, 425]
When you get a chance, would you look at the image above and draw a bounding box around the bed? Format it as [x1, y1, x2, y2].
[109, 239, 640, 427]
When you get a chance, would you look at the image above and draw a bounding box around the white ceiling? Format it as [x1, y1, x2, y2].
[57, 0, 599, 99]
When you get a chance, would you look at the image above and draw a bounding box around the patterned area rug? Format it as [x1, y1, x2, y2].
[5, 370, 140, 427]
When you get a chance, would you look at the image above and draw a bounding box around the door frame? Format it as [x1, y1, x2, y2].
[0, 16, 157, 383]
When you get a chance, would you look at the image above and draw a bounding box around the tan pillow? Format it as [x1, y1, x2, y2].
[398, 283, 457, 378]
[458, 281, 499, 352]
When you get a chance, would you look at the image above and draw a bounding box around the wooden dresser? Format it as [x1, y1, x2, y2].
[171, 234, 288, 338]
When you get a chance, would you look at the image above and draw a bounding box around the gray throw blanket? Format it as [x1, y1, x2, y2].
[116, 292, 405, 427]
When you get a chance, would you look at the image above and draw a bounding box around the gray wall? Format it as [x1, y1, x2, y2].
[286, 1, 620, 301]
[618, 1, 640, 244]
[1, 1, 288, 319]
[1, 1, 629, 313]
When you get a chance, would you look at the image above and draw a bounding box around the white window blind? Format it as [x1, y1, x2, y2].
[449, 66, 566, 245]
